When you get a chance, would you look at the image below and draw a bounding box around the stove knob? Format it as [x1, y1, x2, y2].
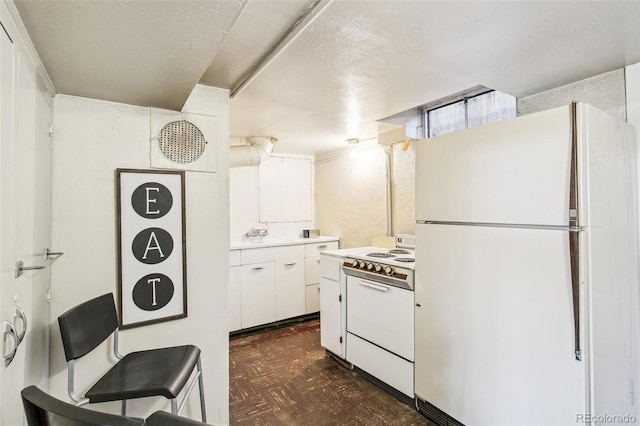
[374, 264, 383, 273]
[350, 259, 360, 268]
[384, 265, 394, 276]
[365, 263, 374, 271]
[359, 261, 367, 269]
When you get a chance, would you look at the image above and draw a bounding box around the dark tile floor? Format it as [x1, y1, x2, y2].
[229, 319, 434, 425]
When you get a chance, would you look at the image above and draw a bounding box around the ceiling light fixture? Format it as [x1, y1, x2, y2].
[347, 138, 359, 158]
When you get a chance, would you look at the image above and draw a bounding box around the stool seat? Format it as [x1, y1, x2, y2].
[87, 345, 201, 403]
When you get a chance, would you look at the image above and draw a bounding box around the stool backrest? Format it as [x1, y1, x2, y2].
[21, 385, 145, 426]
[58, 293, 119, 362]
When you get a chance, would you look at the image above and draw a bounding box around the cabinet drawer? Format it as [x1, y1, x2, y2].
[241, 247, 273, 264]
[230, 250, 241, 266]
[320, 254, 341, 281]
[305, 256, 321, 285]
[271, 244, 305, 260]
[347, 333, 414, 397]
[305, 241, 338, 257]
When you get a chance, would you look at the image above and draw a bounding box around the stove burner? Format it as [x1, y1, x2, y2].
[368, 252, 395, 258]
[388, 249, 410, 255]
[395, 257, 415, 263]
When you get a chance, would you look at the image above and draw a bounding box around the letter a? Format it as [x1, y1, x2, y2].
[142, 232, 165, 260]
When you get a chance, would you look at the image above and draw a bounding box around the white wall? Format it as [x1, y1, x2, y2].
[314, 142, 416, 249]
[49, 86, 230, 423]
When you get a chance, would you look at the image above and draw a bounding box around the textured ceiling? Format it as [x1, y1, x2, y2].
[13, 0, 640, 155]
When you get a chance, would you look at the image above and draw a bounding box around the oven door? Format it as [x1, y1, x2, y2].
[346, 274, 414, 361]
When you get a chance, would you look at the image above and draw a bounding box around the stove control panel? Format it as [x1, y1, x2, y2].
[348, 259, 395, 276]
[342, 257, 413, 290]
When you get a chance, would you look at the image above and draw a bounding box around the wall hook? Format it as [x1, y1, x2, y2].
[15, 261, 45, 279]
[43, 248, 64, 260]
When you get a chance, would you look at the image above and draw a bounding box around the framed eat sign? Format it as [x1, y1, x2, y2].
[116, 169, 187, 329]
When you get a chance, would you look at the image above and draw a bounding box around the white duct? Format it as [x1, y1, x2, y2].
[229, 136, 277, 167]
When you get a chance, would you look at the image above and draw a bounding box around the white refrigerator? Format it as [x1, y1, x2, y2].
[414, 103, 639, 425]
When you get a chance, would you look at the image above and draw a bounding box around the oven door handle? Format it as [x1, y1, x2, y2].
[359, 281, 389, 292]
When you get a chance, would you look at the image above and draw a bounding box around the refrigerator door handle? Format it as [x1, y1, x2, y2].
[569, 102, 581, 362]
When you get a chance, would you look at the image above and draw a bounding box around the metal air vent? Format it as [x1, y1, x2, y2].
[158, 120, 206, 164]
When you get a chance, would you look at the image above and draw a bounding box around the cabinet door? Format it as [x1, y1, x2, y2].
[305, 283, 320, 313]
[305, 256, 320, 285]
[259, 156, 312, 222]
[320, 278, 342, 357]
[275, 258, 305, 321]
[228, 266, 242, 332]
[241, 262, 275, 328]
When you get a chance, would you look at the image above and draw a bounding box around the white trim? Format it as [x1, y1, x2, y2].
[1, 0, 55, 96]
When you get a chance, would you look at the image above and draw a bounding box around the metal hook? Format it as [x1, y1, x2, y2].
[15, 261, 45, 278]
[44, 248, 64, 260]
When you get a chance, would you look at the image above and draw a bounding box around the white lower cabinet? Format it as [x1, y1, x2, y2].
[320, 277, 342, 356]
[275, 258, 305, 320]
[230, 239, 338, 331]
[229, 266, 242, 332]
[241, 262, 275, 328]
[305, 283, 320, 313]
[305, 241, 338, 314]
[320, 254, 346, 358]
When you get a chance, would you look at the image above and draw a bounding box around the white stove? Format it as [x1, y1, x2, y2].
[341, 235, 416, 398]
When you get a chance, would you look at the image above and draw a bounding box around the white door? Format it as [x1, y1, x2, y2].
[415, 105, 572, 227]
[414, 224, 585, 425]
[0, 11, 52, 425]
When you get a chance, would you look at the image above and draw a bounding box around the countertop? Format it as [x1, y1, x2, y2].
[230, 235, 339, 250]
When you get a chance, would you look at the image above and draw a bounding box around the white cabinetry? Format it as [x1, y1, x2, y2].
[259, 156, 313, 222]
[305, 241, 338, 314]
[274, 245, 305, 321]
[241, 262, 275, 328]
[229, 238, 338, 331]
[229, 250, 242, 332]
[320, 254, 346, 358]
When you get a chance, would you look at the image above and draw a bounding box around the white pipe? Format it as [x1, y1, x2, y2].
[229, 136, 276, 167]
[384, 146, 393, 237]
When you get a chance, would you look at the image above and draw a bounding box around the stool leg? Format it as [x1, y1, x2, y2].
[171, 398, 178, 414]
[197, 357, 206, 422]
[121, 400, 126, 416]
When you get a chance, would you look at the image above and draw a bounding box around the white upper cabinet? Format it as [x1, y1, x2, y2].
[259, 156, 313, 223]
